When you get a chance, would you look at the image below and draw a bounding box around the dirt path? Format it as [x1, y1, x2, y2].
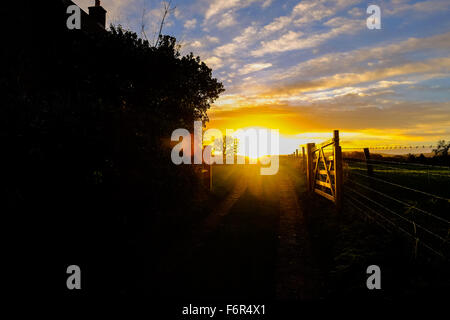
[275, 171, 319, 300]
[201, 174, 249, 234]
[155, 171, 249, 277]
[154, 164, 320, 300]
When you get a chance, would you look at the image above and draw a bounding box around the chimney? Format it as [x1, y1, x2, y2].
[88, 0, 107, 29]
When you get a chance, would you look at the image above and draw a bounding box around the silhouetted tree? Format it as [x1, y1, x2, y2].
[431, 140, 450, 166]
[433, 140, 450, 158]
[407, 153, 416, 162]
[418, 153, 427, 164]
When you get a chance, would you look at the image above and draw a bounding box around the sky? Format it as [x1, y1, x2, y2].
[74, 0, 450, 154]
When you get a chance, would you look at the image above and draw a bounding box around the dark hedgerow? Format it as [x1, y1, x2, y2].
[1, 2, 224, 295]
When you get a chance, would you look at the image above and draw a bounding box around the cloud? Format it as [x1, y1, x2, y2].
[262, 16, 292, 33]
[265, 57, 450, 96]
[298, 80, 415, 102]
[205, 36, 220, 43]
[214, 43, 239, 57]
[74, 0, 450, 144]
[184, 18, 197, 29]
[257, 0, 361, 36]
[209, 98, 450, 143]
[239, 63, 273, 75]
[173, 7, 181, 19]
[212, 25, 258, 58]
[251, 30, 304, 56]
[190, 40, 203, 48]
[208, 1, 364, 61]
[233, 26, 259, 44]
[204, 56, 224, 69]
[348, 7, 363, 17]
[182, 35, 222, 54]
[204, 0, 261, 21]
[291, 1, 335, 25]
[217, 11, 237, 29]
[204, 0, 241, 20]
[252, 18, 363, 56]
[273, 31, 450, 80]
[385, 0, 450, 16]
[261, 0, 272, 9]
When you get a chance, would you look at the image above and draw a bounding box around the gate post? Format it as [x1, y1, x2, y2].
[333, 130, 343, 211]
[363, 147, 373, 176]
[306, 143, 315, 192]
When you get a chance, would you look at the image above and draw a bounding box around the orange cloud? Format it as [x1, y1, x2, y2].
[207, 100, 450, 148]
[264, 57, 450, 97]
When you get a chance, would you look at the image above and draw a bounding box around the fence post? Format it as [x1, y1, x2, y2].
[209, 164, 213, 191]
[302, 146, 306, 173]
[234, 138, 238, 164]
[306, 143, 315, 192]
[333, 130, 343, 211]
[363, 147, 373, 176]
[296, 149, 298, 158]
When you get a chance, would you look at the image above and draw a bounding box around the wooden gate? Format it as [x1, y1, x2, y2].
[305, 130, 343, 210]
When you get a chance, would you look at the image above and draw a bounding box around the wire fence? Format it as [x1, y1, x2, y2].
[342, 155, 450, 260]
[341, 145, 438, 150]
[346, 157, 450, 169]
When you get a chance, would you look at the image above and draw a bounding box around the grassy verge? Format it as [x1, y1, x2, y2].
[299, 178, 450, 302]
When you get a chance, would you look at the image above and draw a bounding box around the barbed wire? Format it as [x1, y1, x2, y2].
[345, 159, 450, 178]
[347, 180, 449, 224]
[365, 158, 449, 169]
[345, 192, 408, 233]
[346, 186, 447, 243]
[343, 196, 391, 233]
[348, 171, 450, 202]
[344, 157, 450, 169]
[345, 191, 447, 259]
[341, 145, 436, 150]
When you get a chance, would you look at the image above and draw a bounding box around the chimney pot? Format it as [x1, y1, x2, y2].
[89, 0, 107, 29]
